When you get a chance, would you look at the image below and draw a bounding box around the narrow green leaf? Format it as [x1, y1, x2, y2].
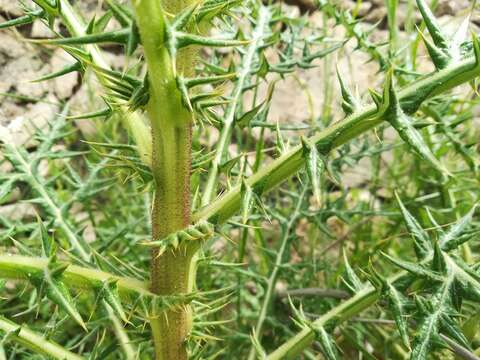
[126, 22, 141, 55]
[31, 62, 83, 83]
[67, 106, 113, 121]
[34, 28, 131, 46]
[0, 175, 21, 202]
[183, 73, 236, 88]
[250, 329, 267, 359]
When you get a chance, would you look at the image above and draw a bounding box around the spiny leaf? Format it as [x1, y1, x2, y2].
[394, 192, 431, 259]
[100, 279, 128, 323]
[432, 241, 447, 274]
[440, 205, 477, 251]
[182, 73, 236, 88]
[411, 310, 441, 360]
[196, 0, 242, 23]
[105, 0, 134, 27]
[67, 106, 113, 121]
[37, 215, 55, 258]
[0, 175, 21, 202]
[382, 253, 442, 280]
[368, 263, 410, 348]
[439, 315, 471, 350]
[241, 179, 254, 225]
[174, 32, 249, 49]
[237, 102, 265, 129]
[91, 10, 113, 33]
[446, 257, 480, 302]
[336, 67, 359, 115]
[386, 282, 410, 348]
[145, 221, 214, 256]
[342, 250, 363, 293]
[302, 137, 325, 206]
[128, 74, 150, 111]
[33, 0, 61, 15]
[416, 0, 449, 51]
[34, 28, 131, 46]
[369, 88, 383, 111]
[0, 9, 43, 29]
[418, 30, 451, 70]
[382, 72, 451, 176]
[32, 0, 60, 26]
[314, 325, 339, 360]
[250, 329, 267, 359]
[171, 2, 199, 31]
[451, 16, 471, 61]
[43, 273, 87, 331]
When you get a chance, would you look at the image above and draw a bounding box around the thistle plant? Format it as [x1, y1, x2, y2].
[1, 0, 480, 359]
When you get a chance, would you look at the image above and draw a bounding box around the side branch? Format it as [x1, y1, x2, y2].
[0, 255, 152, 299]
[0, 316, 84, 360]
[193, 55, 480, 225]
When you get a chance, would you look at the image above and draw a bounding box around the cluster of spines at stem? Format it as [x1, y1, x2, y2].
[144, 221, 215, 257]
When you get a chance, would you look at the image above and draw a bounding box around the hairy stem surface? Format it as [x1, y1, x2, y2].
[133, 0, 195, 359]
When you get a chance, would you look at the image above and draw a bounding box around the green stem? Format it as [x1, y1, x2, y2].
[0, 255, 152, 299]
[193, 52, 480, 225]
[0, 316, 84, 360]
[132, 1, 195, 359]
